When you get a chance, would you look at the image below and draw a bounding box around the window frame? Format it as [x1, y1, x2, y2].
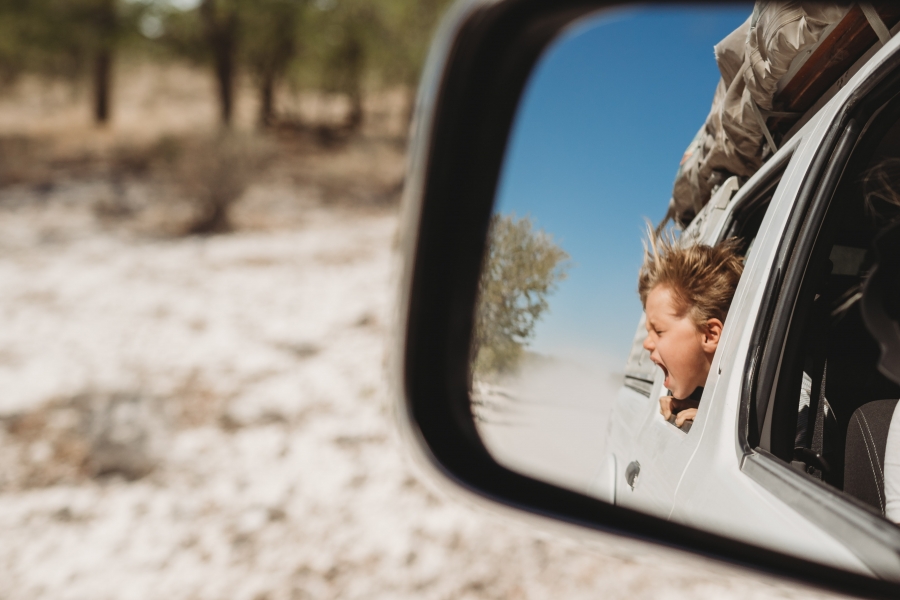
[623, 170, 787, 400]
[738, 46, 900, 580]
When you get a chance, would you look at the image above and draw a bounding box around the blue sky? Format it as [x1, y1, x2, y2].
[494, 4, 752, 363]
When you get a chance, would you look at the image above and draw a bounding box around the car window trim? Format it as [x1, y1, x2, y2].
[741, 35, 900, 457]
[624, 376, 653, 396]
[625, 158, 791, 399]
[744, 450, 900, 581]
[737, 42, 900, 580]
[761, 118, 861, 459]
[721, 167, 787, 243]
[741, 120, 856, 454]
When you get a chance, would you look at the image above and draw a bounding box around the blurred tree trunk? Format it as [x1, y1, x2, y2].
[200, 0, 238, 127]
[258, 70, 275, 127]
[92, 0, 116, 124]
[247, 1, 299, 130]
[93, 49, 111, 123]
[342, 35, 363, 132]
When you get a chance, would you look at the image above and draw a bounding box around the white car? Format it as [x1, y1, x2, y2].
[605, 15, 900, 579]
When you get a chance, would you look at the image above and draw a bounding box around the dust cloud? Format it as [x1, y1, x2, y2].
[474, 353, 622, 495]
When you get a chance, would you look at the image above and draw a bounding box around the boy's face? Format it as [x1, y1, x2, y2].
[643, 285, 722, 400]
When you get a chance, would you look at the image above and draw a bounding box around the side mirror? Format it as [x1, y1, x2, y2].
[397, 0, 900, 597]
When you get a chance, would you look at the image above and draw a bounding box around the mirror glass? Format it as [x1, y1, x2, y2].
[471, 2, 900, 579]
[473, 5, 749, 491]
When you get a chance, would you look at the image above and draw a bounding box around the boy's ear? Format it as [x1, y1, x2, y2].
[702, 318, 724, 352]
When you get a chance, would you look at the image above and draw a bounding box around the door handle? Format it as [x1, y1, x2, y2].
[625, 460, 641, 490]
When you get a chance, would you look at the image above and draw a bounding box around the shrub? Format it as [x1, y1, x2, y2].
[471, 213, 570, 379]
[170, 132, 272, 234]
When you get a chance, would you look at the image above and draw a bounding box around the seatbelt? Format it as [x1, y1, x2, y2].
[793, 260, 834, 477]
[795, 287, 831, 479]
[810, 360, 828, 479]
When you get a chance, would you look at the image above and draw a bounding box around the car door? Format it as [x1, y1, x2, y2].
[609, 160, 792, 518]
[608, 130, 872, 574]
[664, 36, 900, 576]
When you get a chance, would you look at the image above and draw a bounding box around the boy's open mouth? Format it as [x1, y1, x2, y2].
[656, 362, 670, 388]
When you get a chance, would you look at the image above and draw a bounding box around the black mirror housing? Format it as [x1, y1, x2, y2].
[395, 1, 900, 597]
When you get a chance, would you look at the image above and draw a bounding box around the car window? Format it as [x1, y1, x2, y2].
[721, 173, 781, 261]
[763, 92, 900, 514]
[622, 167, 785, 399]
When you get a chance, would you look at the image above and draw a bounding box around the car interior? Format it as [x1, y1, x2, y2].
[721, 170, 781, 261]
[762, 94, 900, 519]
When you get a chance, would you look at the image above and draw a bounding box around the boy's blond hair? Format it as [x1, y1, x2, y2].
[638, 229, 744, 328]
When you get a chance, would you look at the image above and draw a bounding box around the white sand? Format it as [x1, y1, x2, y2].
[0, 196, 838, 599]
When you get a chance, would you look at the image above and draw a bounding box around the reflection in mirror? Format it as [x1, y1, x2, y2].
[471, 4, 751, 495]
[470, 2, 900, 580]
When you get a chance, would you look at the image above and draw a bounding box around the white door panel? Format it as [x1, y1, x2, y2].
[611, 116, 822, 518]
[614, 370, 715, 517]
[673, 358, 871, 576]
[668, 108, 874, 572]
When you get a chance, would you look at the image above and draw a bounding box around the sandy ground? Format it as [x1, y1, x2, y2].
[0, 61, 843, 599]
[0, 192, 842, 600]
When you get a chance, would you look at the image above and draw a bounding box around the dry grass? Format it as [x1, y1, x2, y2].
[0, 60, 408, 237]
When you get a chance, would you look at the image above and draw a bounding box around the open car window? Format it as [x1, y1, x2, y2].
[760, 93, 900, 519]
[623, 163, 787, 399]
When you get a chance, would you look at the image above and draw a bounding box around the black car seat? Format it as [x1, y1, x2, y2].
[843, 399, 900, 515]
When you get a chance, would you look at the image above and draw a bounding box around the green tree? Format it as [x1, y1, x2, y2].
[242, 0, 305, 128]
[302, 0, 378, 132]
[287, 0, 451, 133]
[0, 0, 145, 124]
[371, 0, 453, 122]
[199, 0, 239, 126]
[0, 1, 37, 87]
[471, 213, 571, 379]
[155, 0, 242, 127]
[157, 0, 305, 128]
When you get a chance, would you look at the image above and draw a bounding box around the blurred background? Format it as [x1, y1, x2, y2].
[0, 1, 837, 598]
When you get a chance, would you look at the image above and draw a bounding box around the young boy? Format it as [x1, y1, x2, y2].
[638, 232, 744, 426]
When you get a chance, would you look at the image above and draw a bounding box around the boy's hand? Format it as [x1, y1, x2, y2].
[659, 396, 700, 426]
[673, 407, 698, 427]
